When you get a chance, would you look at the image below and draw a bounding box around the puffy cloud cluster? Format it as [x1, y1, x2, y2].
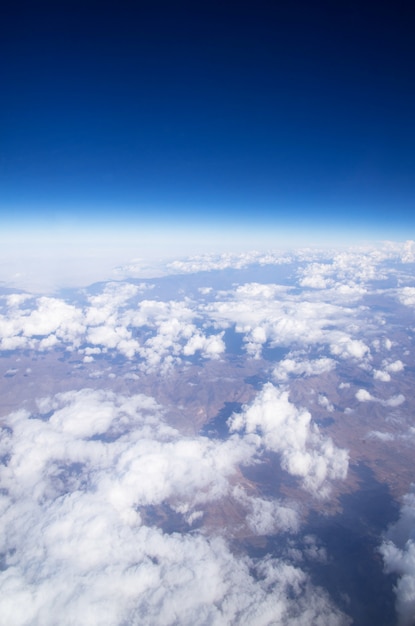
[386, 360, 405, 373]
[380, 488, 415, 626]
[4, 241, 415, 370]
[228, 383, 349, 497]
[84, 286, 226, 368]
[329, 335, 370, 360]
[126, 299, 225, 372]
[166, 251, 291, 274]
[373, 369, 392, 382]
[400, 240, 415, 263]
[205, 282, 371, 362]
[160, 241, 415, 280]
[297, 250, 381, 293]
[0, 388, 350, 625]
[273, 357, 335, 382]
[232, 486, 300, 535]
[373, 359, 405, 383]
[0, 295, 85, 351]
[356, 389, 374, 402]
[294, 244, 415, 319]
[0, 283, 225, 371]
[397, 287, 415, 308]
[0, 270, 372, 370]
[1, 389, 250, 518]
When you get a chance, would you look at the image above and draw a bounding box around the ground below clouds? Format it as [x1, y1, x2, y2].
[1, 242, 415, 625]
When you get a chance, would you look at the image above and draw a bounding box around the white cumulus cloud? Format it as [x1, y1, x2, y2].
[228, 383, 348, 497]
[273, 357, 335, 382]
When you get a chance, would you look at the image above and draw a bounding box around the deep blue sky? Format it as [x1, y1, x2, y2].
[1, 0, 415, 242]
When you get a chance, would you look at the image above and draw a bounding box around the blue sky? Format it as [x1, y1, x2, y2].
[1, 0, 415, 257]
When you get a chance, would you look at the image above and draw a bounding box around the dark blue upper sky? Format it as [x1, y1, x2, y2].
[1, 0, 415, 240]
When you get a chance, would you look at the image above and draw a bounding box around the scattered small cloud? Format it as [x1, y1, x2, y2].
[356, 389, 405, 407]
[373, 369, 391, 382]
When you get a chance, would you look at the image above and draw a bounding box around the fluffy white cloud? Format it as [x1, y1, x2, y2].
[299, 263, 332, 289]
[127, 299, 225, 372]
[205, 283, 370, 362]
[356, 388, 405, 407]
[400, 240, 415, 263]
[0, 388, 349, 626]
[165, 251, 291, 274]
[330, 336, 370, 360]
[3, 241, 412, 368]
[164, 242, 415, 283]
[228, 383, 348, 497]
[385, 360, 405, 373]
[234, 283, 290, 299]
[232, 486, 300, 535]
[398, 287, 415, 308]
[373, 369, 391, 382]
[0, 284, 225, 370]
[385, 394, 406, 408]
[0, 296, 85, 351]
[380, 488, 415, 626]
[183, 331, 225, 358]
[356, 389, 374, 402]
[296, 247, 397, 296]
[273, 357, 335, 382]
[318, 394, 334, 412]
[0, 524, 350, 626]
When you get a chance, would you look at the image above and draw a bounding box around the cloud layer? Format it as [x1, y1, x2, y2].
[0, 388, 350, 625]
[1, 241, 414, 378]
[1, 240, 414, 624]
